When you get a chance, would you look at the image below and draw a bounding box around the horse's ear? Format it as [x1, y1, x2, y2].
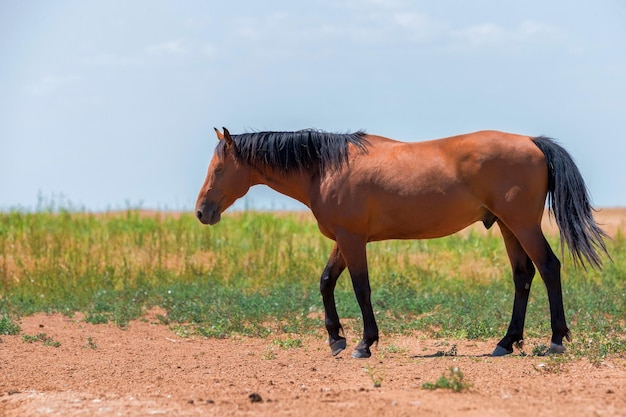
[222, 127, 234, 148]
[214, 127, 224, 140]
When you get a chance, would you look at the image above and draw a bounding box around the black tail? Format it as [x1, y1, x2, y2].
[532, 136, 609, 269]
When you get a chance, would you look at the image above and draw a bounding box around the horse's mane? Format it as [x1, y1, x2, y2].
[218, 129, 369, 174]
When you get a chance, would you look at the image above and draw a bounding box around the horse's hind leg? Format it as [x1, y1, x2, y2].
[509, 225, 571, 354]
[320, 243, 347, 356]
[493, 221, 536, 356]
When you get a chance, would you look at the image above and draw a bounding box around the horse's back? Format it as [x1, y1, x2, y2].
[357, 130, 546, 195]
[313, 131, 548, 241]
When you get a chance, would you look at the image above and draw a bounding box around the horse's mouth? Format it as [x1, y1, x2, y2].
[207, 210, 221, 225]
[196, 202, 221, 225]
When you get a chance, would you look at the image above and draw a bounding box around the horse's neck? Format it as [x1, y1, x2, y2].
[251, 168, 313, 209]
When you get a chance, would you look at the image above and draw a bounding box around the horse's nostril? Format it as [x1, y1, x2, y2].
[196, 210, 203, 220]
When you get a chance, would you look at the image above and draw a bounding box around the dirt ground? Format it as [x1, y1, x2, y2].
[1, 208, 625, 417]
[1, 311, 625, 417]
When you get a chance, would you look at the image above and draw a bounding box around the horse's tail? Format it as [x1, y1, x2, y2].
[531, 136, 609, 269]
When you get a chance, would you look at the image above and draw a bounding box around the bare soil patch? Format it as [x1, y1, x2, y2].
[1, 312, 625, 417]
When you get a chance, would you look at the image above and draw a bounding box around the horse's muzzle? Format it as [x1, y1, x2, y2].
[196, 201, 221, 225]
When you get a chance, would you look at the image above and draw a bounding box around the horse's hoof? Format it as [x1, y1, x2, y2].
[330, 338, 347, 356]
[351, 347, 371, 359]
[491, 345, 513, 357]
[547, 343, 566, 355]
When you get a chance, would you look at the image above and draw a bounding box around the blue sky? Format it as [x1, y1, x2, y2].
[1, 0, 625, 212]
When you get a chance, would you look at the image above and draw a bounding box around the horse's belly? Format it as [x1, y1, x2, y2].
[366, 195, 485, 240]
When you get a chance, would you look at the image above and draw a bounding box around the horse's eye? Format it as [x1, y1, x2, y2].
[214, 163, 224, 173]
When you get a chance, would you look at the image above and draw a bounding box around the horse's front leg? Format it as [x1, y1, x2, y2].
[320, 242, 347, 356]
[336, 231, 378, 359]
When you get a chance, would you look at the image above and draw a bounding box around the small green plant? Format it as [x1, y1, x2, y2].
[365, 364, 384, 388]
[155, 313, 170, 325]
[169, 324, 192, 338]
[22, 334, 42, 343]
[534, 354, 570, 374]
[379, 343, 408, 358]
[22, 333, 61, 347]
[422, 367, 471, 392]
[43, 338, 61, 347]
[273, 338, 303, 349]
[0, 315, 21, 335]
[84, 313, 109, 325]
[532, 343, 549, 356]
[261, 346, 276, 360]
[82, 336, 97, 349]
[570, 333, 626, 366]
[434, 344, 458, 357]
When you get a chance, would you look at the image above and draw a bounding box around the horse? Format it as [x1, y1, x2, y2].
[195, 127, 608, 358]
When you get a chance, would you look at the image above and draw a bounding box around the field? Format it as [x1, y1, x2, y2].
[1, 208, 625, 416]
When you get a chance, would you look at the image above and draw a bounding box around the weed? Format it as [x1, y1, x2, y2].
[569, 333, 626, 365]
[155, 314, 170, 325]
[273, 338, 303, 349]
[22, 333, 61, 347]
[43, 338, 61, 347]
[422, 367, 471, 392]
[82, 336, 97, 349]
[383, 343, 405, 353]
[534, 355, 569, 374]
[261, 347, 276, 360]
[434, 344, 458, 357]
[532, 343, 549, 356]
[364, 364, 384, 388]
[193, 351, 206, 360]
[85, 313, 109, 325]
[379, 343, 408, 358]
[22, 334, 41, 343]
[0, 314, 21, 335]
[170, 324, 193, 338]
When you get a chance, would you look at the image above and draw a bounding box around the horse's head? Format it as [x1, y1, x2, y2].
[195, 127, 251, 225]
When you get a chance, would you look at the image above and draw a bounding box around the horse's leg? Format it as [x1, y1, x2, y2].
[492, 222, 536, 356]
[512, 226, 571, 353]
[336, 231, 378, 359]
[320, 242, 347, 356]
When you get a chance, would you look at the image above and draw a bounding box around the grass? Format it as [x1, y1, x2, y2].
[83, 335, 97, 349]
[422, 367, 472, 392]
[434, 344, 458, 357]
[0, 207, 625, 361]
[273, 337, 303, 349]
[365, 364, 385, 388]
[22, 332, 61, 347]
[0, 313, 21, 335]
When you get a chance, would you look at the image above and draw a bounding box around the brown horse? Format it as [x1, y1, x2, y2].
[196, 128, 608, 358]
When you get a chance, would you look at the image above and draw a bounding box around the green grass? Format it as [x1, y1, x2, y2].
[0, 208, 625, 361]
[365, 363, 385, 388]
[0, 313, 21, 335]
[22, 332, 61, 347]
[422, 367, 472, 392]
[273, 337, 303, 349]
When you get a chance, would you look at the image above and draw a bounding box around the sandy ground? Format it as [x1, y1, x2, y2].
[1, 208, 624, 416]
[1, 312, 625, 417]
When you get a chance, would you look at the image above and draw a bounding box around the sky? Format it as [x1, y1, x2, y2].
[1, 0, 625, 212]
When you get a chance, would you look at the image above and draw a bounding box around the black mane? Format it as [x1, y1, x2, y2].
[218, 129, 369, 174]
